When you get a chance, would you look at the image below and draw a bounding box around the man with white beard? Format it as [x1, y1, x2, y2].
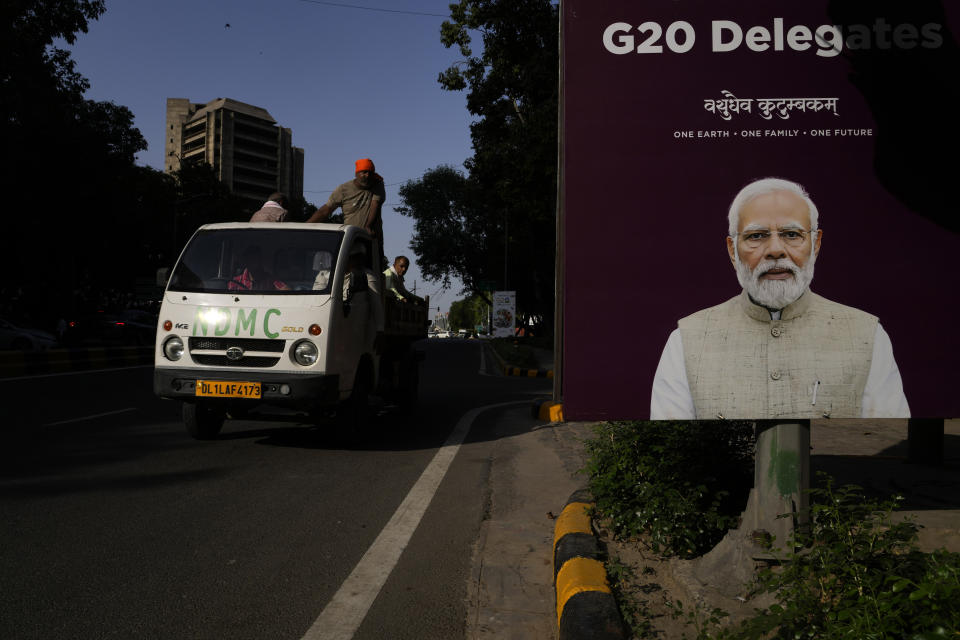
[650, 177, 909, 420]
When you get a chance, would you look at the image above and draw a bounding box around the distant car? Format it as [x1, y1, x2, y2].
[64, 309, 158, 347]
[436, 330, 450, 339]
[0, 318, 58, 351]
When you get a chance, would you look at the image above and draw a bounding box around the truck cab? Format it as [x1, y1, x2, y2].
[153, 222, 426, 439]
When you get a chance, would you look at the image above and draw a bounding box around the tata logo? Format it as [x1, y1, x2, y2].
[225, 347, 244, 361]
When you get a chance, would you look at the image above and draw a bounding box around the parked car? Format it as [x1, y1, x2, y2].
[0, 318, 58, 351]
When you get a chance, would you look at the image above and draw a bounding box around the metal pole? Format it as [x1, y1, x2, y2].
[504, 212, 509, 290]
[552, 8, 565, 404]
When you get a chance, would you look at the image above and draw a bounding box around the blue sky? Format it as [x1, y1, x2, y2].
[64, 0, 474, 316]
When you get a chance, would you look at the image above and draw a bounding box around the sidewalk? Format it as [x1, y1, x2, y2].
[466, 407, 594, 639]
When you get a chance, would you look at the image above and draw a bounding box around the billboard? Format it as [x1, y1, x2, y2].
[561, 1, 959, 419]
[492, 291, 517, 338]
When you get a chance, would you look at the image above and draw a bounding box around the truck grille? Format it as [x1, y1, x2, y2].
[192, 355, 281, 367]
[189, 337, 285, 352]
[188, 337, 285, 367]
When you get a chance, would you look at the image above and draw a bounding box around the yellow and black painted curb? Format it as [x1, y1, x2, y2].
[0, 346, 153, 378]
[554, 489, 627, 640]
[483, 341, 554, 379]
[504, 365, 554, 378]
[532, 398, 564, 422]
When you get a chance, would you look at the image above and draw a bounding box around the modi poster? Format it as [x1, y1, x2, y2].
[560, 1, 959, 420]
[492, 291, 517, 338]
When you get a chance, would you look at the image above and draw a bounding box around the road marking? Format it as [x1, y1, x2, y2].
[0, 364, 151, 382]
[43, 408, 137, 426]
[300, 400, 526, 640]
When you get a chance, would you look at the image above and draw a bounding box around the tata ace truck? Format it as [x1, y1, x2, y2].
[153, 222, 427, 439]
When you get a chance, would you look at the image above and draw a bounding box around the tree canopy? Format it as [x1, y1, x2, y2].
[448, 294, 488, 332]
[1, 3, 175, 322]
[0, 2, 316, 329]
[398, 0, 558, 331]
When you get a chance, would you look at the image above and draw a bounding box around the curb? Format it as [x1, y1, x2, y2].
[505, 366, 554, 378]
[483, 341, 555, 379]
[0, 346, 153, 378]
[533, 398, 564, 422]
[553, 489, 627, 640]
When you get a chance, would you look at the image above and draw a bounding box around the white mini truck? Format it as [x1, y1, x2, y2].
[154, 222, 428, 439]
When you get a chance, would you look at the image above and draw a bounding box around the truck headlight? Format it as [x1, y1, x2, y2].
[163, 336, 184, 361]
[292, 340, 319, 366]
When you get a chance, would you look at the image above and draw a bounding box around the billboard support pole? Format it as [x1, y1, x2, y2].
[553, 5, 565, 404]
[677, 420, 811, 599]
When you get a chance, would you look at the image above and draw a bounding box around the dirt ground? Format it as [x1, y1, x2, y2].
[598, 526, 774, 640]
[594, 419, 960, 639]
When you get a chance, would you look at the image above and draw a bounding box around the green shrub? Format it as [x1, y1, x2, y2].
[583, 420, 755, 558]
[489, 337, 539, 369]
[725, 475, 960, 639]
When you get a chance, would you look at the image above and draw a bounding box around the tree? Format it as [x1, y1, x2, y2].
[399, 0, 559, 330]
[449, 295, 488, 332]
[0, 1, 168, 323]
[396, 165, 495, 301]
[169, 161, 252, 252]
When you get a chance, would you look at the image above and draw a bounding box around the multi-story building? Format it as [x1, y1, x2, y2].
[164, 97, 304, 206]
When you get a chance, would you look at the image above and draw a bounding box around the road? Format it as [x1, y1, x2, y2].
[0, 339, 553, 640]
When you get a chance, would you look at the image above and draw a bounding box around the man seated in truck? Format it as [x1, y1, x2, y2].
[383, 255, 424, 306]
[228, 246, 290, 291]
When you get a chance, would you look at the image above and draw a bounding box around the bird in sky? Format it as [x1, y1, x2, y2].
[224, 23, 231, 28]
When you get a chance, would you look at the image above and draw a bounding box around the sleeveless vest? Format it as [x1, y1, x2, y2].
[678, 290, 876, 419]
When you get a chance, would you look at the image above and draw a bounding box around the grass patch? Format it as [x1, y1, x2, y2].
[489, 337, 545, 370]
[584, 420, 755, 559]
[722, 475, 960, 639]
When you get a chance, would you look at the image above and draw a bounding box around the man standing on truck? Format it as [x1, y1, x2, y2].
[650, 177, 910, 420]
[307, 159, 386, 259]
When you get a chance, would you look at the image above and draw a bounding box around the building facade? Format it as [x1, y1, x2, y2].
[164, 97, 304, 206]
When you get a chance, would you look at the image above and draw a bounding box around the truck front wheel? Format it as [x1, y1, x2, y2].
[183, 401, 225, 440]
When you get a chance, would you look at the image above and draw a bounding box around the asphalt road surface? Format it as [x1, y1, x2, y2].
[0, 338, 552, 640]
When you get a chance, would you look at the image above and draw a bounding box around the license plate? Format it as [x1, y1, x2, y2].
[196, 380, 261, 398]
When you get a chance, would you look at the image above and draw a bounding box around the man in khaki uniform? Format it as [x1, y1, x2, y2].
[307, 158, 386, 256]
[651, 177, 909, 420]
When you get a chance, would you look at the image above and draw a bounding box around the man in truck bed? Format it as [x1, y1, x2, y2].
[383, 255, 424, 306]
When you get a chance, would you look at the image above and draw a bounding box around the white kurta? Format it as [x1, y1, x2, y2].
[651, 322, 910, 419]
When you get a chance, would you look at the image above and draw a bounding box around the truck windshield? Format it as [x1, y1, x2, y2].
[168, 228, 343, 295]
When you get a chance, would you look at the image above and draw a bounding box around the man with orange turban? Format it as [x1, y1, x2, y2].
[307, 159, 386, 255]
